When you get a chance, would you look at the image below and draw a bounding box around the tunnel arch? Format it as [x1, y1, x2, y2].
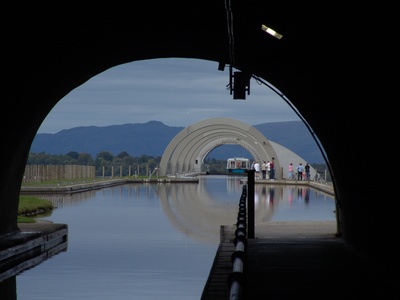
[159, 118, 280, 177]
[3, 4, 393, 269]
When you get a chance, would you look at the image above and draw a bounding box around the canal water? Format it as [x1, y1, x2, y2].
[14, 175, 336, 299]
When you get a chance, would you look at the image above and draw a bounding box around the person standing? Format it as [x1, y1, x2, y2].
[261, 161, 267, 179]
[254, 161, 261, 179]
[269, 159, 275, 180]
[288, 163, 294, 180]
[266, 160, 271, 180]
[296, 163, 304, 180]
[304, 163, 311, 181]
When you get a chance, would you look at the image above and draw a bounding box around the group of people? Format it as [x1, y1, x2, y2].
[251, 159, 275, 180]
[288, 162, 311, 181]
[251, 159, 311, 181]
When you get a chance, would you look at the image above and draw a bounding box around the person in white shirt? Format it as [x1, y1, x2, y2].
[261, 161, 267, 179]
[296, 163, 304, 180]
[254, 161, 261, 179]
[266, 161, 271, 179]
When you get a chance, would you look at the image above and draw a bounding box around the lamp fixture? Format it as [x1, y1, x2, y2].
[261, 25, 283, 39]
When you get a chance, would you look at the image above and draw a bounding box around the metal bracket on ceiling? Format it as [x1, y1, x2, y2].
[229, 66, 251, 100]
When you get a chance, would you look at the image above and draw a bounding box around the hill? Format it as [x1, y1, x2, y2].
[30, 120, 325, 163]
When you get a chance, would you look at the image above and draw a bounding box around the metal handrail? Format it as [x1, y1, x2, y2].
[228, 185, 248, 300]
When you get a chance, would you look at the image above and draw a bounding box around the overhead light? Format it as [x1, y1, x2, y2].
[261, 25, 283, 39]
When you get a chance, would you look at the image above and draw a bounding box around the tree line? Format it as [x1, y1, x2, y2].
[27, 151, 329, 179]
[27, 151, 228, 177]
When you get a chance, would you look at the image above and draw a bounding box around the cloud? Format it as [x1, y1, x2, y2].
[38, 58, 300, 133]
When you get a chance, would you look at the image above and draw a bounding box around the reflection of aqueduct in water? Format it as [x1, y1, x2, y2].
[158, 177, 278, 244]
[159, 118, 281, 177]
[36, 182, 277, 244]
[36, 181, 329, 245]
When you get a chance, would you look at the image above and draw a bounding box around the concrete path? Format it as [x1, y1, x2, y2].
[202, 221, 399, 299]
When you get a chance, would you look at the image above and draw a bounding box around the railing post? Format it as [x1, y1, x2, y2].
[247, 170, 255, 239]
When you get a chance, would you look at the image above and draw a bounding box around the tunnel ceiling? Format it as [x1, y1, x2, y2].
[5, 2, 353, 110]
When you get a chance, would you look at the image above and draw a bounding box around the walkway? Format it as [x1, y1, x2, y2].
[201, 222, 398, 299]
[19, 177, 199, 194]
[0, 222, 67, 282]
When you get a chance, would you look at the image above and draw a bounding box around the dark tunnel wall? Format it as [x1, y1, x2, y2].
[2, 3, 394, 268]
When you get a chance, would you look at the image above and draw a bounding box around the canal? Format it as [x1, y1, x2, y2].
[14, 175, 335, 299]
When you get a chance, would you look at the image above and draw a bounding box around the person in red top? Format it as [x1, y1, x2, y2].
[269, 159, 275, 180]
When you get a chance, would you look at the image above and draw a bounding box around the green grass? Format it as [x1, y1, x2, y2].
[18, 195, 54, 223]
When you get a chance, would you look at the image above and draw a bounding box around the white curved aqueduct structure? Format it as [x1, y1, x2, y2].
[159, 118, 281, 178]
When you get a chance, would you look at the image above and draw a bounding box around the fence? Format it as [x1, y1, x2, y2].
[23, 165, 95, 183]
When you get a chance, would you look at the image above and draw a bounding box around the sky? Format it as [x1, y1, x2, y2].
[37, 58, 301, 134]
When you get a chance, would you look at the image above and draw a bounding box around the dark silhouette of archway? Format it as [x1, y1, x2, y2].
[2, 3, 394, 274]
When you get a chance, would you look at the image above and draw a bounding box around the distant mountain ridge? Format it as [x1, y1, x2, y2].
[30, 120, 325, 163]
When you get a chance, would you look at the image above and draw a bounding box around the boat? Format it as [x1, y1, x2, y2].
[226, 157, 251, 174]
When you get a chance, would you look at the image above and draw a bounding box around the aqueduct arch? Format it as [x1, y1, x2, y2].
[159, 118, 280, 177]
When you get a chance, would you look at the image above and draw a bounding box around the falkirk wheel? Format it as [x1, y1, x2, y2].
[159, 118, 280, 178]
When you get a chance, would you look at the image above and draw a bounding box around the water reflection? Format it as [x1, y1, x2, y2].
[21, 176, 335, 243]
[8, 175, 335, 300]
[254, 183, 335, 223]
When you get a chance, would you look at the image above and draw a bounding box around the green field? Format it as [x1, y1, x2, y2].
[18, 195, 53, 223]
